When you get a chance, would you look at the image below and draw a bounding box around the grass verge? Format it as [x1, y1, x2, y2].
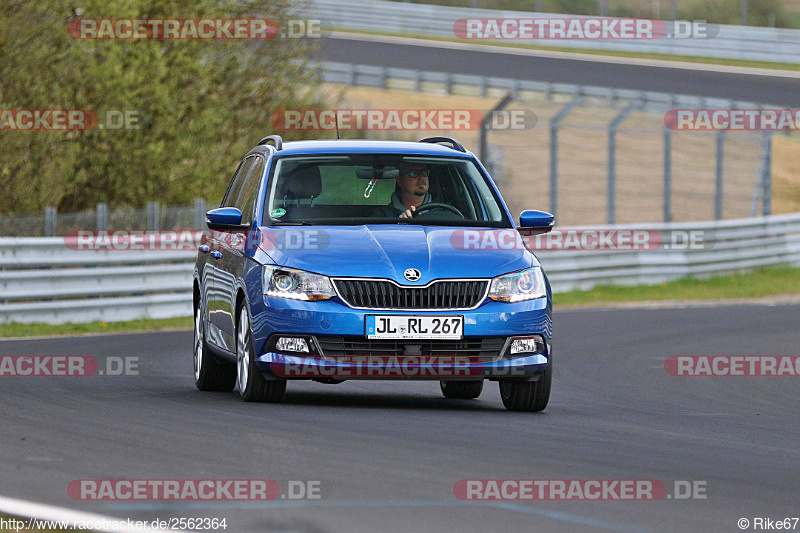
[555, 265, 800, 307]
[0, 316, 192, 339]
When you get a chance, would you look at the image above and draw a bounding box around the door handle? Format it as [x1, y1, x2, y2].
[198, 244, 210, 253]
[210, 250, 223, 259]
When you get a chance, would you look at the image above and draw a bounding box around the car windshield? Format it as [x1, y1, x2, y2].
[263, 154, 510, 227]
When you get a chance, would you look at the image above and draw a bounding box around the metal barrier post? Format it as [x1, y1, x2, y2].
[549, 96, 583, 220]
[607, 102, 638, 224]
[762, 131, 773, 216]
[714, 131, 725, 220]
[751, 131, 774, 217]
[663, 127, 672, 222]
[479, 93, 514, 177]
[44, 206, 57, 237]
[147, 202, 160, 231]
[96, 203, 108, 230]
[194, 198, 206, 230]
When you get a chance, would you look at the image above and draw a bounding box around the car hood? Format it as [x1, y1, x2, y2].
[257, 225, 536, 283]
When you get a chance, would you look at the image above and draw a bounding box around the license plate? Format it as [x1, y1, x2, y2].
[365, 315, 464, 340]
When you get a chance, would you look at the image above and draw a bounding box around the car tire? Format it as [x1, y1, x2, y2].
[194, 299, 236, 392]
[439, 380, 483, 399]
[236, 303, 286, 403]
[499, 362, 552, 412]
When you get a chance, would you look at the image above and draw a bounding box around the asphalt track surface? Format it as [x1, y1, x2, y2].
[1, 304, 798, 532]
[315, 36, 800, 107]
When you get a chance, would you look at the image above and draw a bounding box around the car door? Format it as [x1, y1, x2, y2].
[206, 156, 254, 352]
[213, 155, 265, 351]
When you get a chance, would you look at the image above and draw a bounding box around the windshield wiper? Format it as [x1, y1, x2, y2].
[270, 221, 315, 226]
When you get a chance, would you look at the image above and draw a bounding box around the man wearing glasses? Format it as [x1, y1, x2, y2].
[372, 163, 434, 219]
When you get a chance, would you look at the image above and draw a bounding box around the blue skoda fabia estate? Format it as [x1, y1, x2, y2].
[193, 135, 555, 411]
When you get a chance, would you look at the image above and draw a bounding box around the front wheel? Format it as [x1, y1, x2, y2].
[194, 299, 236, 392]
[440, 380, 483, 399]
[499, 362, 551, 412]
[236, 303, 286, 403]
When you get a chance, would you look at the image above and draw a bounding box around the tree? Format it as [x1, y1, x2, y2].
[0, 0, 324, 213]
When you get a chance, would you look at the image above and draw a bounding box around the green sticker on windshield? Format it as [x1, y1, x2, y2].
[270, 208, 286, 218]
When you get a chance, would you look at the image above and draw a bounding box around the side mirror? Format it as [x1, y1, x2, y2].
[206, 207, 249, 231]
[519, 210, 554, 234]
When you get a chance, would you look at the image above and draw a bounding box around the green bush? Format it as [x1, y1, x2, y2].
[0, 0, 325, 214]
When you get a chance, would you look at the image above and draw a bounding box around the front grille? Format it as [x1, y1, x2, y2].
[333, 279, 488, 309]
[315, 336, 505, 363]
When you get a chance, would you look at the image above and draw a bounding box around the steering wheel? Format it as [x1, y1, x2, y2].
[414, 203, 464, 218]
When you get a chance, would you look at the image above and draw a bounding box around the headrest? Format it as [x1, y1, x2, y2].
[281, 165, 321, 199]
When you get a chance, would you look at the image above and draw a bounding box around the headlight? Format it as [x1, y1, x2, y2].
[488, 267, 546, 302]
[263, 265, 335, 301]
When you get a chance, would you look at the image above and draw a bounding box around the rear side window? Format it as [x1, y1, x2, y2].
[222, 157, 254, 208]
[234, 157, 265, 226]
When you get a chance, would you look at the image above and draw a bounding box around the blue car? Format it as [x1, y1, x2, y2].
[192, 135, 554, 411]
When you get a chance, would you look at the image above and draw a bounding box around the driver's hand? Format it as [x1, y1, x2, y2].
[399, 206, 416, 219]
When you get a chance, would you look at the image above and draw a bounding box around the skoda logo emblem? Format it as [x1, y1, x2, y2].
[403, 268, 421, 282]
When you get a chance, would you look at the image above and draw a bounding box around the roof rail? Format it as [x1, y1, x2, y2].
[258, 134, 283, 151]
[419, 137, 466, 153]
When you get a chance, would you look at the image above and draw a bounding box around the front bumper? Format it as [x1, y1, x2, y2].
[258, 352, 548, 380]
[250, 294, 552, 380]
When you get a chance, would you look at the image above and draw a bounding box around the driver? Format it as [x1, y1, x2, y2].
[372, 163, 433, 219]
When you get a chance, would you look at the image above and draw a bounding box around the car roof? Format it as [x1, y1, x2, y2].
[267, 139, 476, 158]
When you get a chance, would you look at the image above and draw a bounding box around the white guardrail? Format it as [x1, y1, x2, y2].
[307, 0, 800, 63]
[1, 213, 799, 324]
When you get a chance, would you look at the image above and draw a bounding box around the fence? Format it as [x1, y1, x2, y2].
[316, 60, 780, 225]
[0, 200, 208, 237]
[307, 0, 800, 63]
[1, 214, 799, 324]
